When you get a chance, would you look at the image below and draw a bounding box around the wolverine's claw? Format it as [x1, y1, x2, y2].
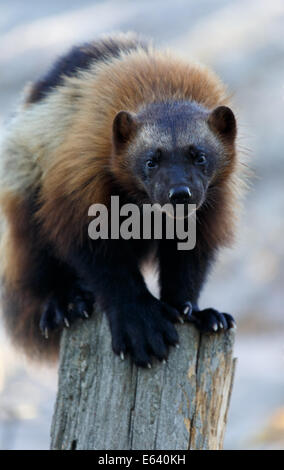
[183, 301, 193, 316]
[83, 310, 89, 319]
[44, 328, 49, 339]
[120, 351, 125, 361]
[212, 322, 218, 332]
[64, 317, 70, 328]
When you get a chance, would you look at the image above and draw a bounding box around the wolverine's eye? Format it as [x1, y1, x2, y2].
[146, 148, 161, 169]
[146, 159, 157, 169]
[195, 153, 207, 165]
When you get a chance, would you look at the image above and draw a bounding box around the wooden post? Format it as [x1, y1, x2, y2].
[50, 308, 236, 450]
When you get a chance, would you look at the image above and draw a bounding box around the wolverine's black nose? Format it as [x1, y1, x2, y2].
[168, 186, 192, 204]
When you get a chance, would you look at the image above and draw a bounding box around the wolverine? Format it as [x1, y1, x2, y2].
[0, 33, 242, 367]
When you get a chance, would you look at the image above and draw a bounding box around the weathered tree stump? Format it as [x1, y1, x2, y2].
[50, 308, 236, 450]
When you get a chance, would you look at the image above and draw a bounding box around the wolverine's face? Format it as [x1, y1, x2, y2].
[131, 138, 219, 213]
[112, 101, 236, 215]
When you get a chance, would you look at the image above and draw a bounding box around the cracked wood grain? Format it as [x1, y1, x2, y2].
[50, 308, 236, 450]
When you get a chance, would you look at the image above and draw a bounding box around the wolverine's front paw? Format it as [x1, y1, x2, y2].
[188, 307, 236, 333]
[40, 286, 94, 338]
[109, 298, 180, 367]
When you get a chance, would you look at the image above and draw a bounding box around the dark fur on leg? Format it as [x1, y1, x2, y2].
[65, 239, 180, 367]
[159, 236, 236, 334]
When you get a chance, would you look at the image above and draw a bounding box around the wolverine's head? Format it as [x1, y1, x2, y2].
[112, 101, 237, 215]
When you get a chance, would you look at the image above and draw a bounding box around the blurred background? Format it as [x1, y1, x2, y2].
[0, 0, 284, 450]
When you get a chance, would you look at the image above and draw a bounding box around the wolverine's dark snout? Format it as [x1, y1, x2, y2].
[168, 186, 192, 204]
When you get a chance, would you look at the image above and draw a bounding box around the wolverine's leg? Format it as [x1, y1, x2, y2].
[159, 239, 236, 333]
[39, 261, 94, 337]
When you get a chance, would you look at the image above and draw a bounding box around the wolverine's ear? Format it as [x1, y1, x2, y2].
[208, 106, 237, 142]
[113, 111, 138, 150]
